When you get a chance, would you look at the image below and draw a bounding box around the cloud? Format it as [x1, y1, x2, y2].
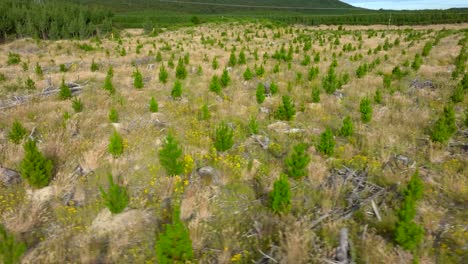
[341, 0, 467, 10]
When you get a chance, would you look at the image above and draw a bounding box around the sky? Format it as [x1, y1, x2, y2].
[341, 0, 468, 10]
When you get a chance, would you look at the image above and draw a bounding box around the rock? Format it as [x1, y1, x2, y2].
[259, 107, 270, 114]
[150, 112, 166, 127]
[195, 166, 219, 185]
[0, 166, 22, 186]
[27, 186, 58, 206]
[333, 90, 345, 99]
[63, 186, 86, 206]
[90, 208, 154, 238]
[267, 121, 290, 133]
[263, 82, 271, 95]
[251, 135, 270, 150]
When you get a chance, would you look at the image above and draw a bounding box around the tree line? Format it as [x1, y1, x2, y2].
[0, 0, 113, 42]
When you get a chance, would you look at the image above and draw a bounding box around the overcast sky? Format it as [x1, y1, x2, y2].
[341, 0, 468, 10]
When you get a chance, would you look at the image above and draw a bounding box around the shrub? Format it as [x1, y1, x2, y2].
[20, 139, 54, 188]
[59, 64, 67, 72]
[100, 174, 129, 214]
[323, 66, 340, 94]
[340, 116, 354, 137]
[238, 50, 246, 64]
[155, 206, 194, 263]
[383, 74, 392, 89]
[317, 128, 335, 156]
[312, 86, 320, 103]
[256, 83, 265, 104]
[175, 58, 187, 79]
[228, 51, 237, 67]
[159, 134, 184, 176]
[159, 64, 168, 84]
[255, 64, 265, 77]
[149, 97, 158, 112]
[285, 143, 310, 179]
[421, 41, 433, 57]
[90, 59, 99, 72]
[275, 95, 296, 121]
[374, 89, 382, 104]
[7, 52, 21, 65]
[109, 108, 119, 123]
[451, 83, 464, 103]
[360, 97, 372, 123]
[58, 78, 72, 100]
[212, 57, 219, 70]
[209, 75, 221, 94]
[171, 80, 182, 98]
[243, 67, 253, 80]
[220, 69, 230, 87]
[308, 66, 319, 81]
[156, 51, 162, 62]
[8, 120, 27, 145]
[270, 174, 291, 214]
[133, 68, 144, 89]
[214, 122, 234, 152]
[108, 130, 124, 158]
[72, 97, 83, 113]
[103, 75, 115, 94]
[0, 224, 26, 264]
[270, 82, 278, 95]
[411, 54, 423, 71]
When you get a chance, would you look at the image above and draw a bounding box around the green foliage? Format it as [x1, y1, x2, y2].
[7, 52, 20, 65]
[8, 120, 27, 145]
[317, 128, 335, 156]
[0, 224, 26, 264]
[431, 104, 456, 143]
[58, 78, 72, 100]
[103, 74, 115, 94]
[243, 67, 253, 80]
[100, 174, 129, 214]
[25, 77, 35, 90]
[411, 53, 423, 71]
[270, 174, 291, 214]
[212, 57, 219, 70]
[156, 51, 162, 62]
[270, 82, 278, 95]
[323, 65, 340, 94]
[155, 206, 194, 263]
[159, 134, 184, 176]
[394, 170, 425, 250]
[383, 74, 392, 89]
[175, 58, 187, 79]
[220, 69, 230, 87]
[275, 95, 296, 121]
[451, 83, 465, 103]
[214, 122, 234, 152]
[228, 51, 237, 67]
[59, 64, 68, 72]
[255, 64, 265, 77]
[35, 63, 43, 77]
[90, 59, 99, 72]
[133, 68, 144, 89]
[149, 97, 158, 112]
[171, 80, 182, 98]
[109, 108, 119, 123]
[71, 97, 84, 113]
[421, 41, 433, 57]
[198, 103, 210, 121]
[360, 97, 372, 123]
[108, 130, 124, 158]
[285, 143, 311, 179]
[20, 139, 54, 188]
[312, 86, 320, 103]
[238, 50, 246, 64]
[374, 89, 382, 104]
[308, 66, 319, 81]
[356, 63, 369, 78]
[209, 75, 222, 95]
[340, 116, 354, 137]
[248, 116, 259, 135]
[159, 64, 168, 84]
[256, 83, 265, 104]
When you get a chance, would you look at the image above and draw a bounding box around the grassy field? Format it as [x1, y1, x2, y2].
[0, 22, 467, 263]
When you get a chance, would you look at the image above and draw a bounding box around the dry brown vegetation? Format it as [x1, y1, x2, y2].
[0, 22, 467, 263]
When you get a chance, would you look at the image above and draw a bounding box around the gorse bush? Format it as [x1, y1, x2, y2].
[8, 120, 27, 145]
[394, 170, 425, 250]
[159, 134, 184, 176]
[340, 116, 354, 137]
[209, 75, 221, 94]
[270, 174, 291, 214]
[171, 80, 182, 98]
[155, 206, 194, 263]
[58, 78, 71, 100]
[108, 130, 124, 158]
[100, 174, 129, 214]
[159, 64, 168, 84]
[317, 128, 335, 156]
[175, 58, 187, 79]
[133, 68, 143, 89]
[285, 143, 310, 179]
[0, 224, 26, 264]
[214, 122, 234, 152]
[256, 83, 265, 104]
[360, 97, 372, 123]
[109, 108, 119, 123]
[20, 139, 54, 188]
[149, 97, 158, 112]
[275, 95, 296, 121]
